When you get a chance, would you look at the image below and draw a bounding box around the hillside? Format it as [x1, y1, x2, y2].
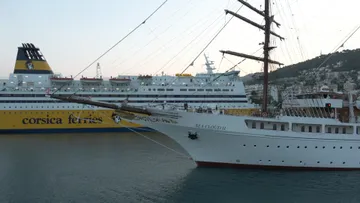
[244, 49, 360, 90]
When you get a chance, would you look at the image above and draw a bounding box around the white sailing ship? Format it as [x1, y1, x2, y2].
[53, 0, 360, 170]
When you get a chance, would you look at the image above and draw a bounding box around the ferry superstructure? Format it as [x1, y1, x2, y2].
[0, 43, 256, 133]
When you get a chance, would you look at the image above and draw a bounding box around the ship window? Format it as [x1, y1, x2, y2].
[309, 126, 312, 132]
[180, 89, 187, 91]
[157, 89, 165, 91]
[214, 89, 221, 92]
[260, 123, 264, 129]
[189, 89, 195, 91]
[197, 89, 204, 91]
[166, 89, 174, 91]
[252, 122, 256, 129]
[222, 89, 229, 91]
[281, 124, 285, 131]
[335, 128, 339, 134]
[327, 127, 331, 133]
[273, 124, 277, 130]
[342, 128, 346, 134]
[316, 126, 321, 133]
[206, 89, 213, 91]
[301, 126, 305, 132]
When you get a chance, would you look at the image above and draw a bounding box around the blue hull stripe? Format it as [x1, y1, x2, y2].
[0, 127, 155, 134]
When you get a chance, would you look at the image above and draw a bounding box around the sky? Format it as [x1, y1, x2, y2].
[0, 0, 359, 78]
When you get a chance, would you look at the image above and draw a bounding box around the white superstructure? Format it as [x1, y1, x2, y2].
[1, 47, 254, 111]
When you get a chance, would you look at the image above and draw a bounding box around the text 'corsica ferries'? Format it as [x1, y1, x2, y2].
[0, 43, 256, 133]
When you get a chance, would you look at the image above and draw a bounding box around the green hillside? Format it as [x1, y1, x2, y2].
[244, 48, 360, 85]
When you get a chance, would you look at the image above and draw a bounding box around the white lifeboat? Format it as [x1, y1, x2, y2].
[80, 77, 103, 83]
[109, 77, 131, 84]
[50, 76, 74, 83]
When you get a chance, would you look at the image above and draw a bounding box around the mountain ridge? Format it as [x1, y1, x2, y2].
[242, 48, 360, 90]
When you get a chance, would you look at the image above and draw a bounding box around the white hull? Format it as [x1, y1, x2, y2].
[125, 111, 360, 170]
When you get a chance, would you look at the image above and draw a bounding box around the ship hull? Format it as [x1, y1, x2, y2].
[124, 111, 360, 170]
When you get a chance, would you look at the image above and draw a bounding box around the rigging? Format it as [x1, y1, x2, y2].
[51, 0, 170, 95]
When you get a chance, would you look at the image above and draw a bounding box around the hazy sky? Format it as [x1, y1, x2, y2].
[1, 0, 359, 78]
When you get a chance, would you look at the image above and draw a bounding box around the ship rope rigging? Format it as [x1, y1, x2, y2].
[51, 0, 170, 95]
[49, 1, 360, 156]
[144, 4, 249, 106]
[45, 0, 196, 158]
[218, 0, 284, 113]
[115, 1, 240, 76]
[70, 105, 191, 159]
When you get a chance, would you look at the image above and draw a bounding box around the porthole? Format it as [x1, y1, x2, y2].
[297, 146, 300, 148]
[268, 160, 271, 162]
[286, 146, 289, 148]
[333, 146, 336, 149]
[300, 161, 303, 163]
[323, 146, 325, 149]
[343, 162, 346, 164]
[254, 145, 256, 147]
[304, 146, 307, 148]
[277, 146, 280, 148]
[281, 160, 284, 163]
[330, 161, 333, 164]
[340, 146, 343, 149]
[317, 161, 320, 163]
[267, 145, 269, 148]
[243, 144, 246, 147]
[350, 146, 353, 149]
[315, 146, 318, 149]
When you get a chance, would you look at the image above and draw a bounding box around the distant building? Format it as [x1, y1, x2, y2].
[245, 84, 279, 102]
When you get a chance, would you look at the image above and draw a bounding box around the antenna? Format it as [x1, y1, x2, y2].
[204, 54, 215, 74]
[96, 63, 102, 79]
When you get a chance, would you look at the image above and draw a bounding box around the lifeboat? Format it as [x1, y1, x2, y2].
[109, 77, 131, 84]
[50, 76, 74, 83]
[138, 75, 152, 79]
[176, 73, 192, 77]
[80, 77, 103, 83]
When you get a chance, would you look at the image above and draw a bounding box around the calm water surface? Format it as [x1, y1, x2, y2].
[0, 132, 359, 203]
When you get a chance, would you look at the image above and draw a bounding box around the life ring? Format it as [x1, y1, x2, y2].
[262, 112, 268, 117]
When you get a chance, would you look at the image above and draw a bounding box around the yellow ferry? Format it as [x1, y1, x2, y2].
[0, 43, 257, 133]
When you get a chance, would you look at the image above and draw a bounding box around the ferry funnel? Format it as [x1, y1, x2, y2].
[13, 43, 53, 74]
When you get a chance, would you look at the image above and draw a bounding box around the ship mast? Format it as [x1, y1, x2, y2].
[221, 0, 283, 113]
[262, 0, 271, 112]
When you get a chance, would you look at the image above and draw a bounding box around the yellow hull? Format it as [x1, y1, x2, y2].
[0, 108, 259, 134]
[0, 109, 150, 134]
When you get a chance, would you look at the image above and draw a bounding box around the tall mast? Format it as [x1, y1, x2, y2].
[262, 0, 271, 112]
[220, 0, 283, 114]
